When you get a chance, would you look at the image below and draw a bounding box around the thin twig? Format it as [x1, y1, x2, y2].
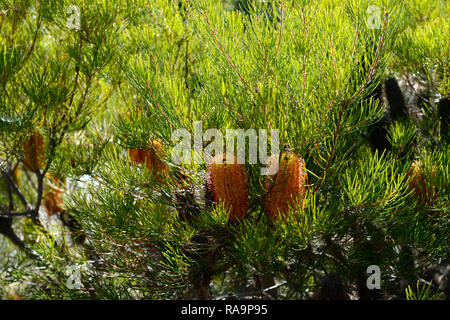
[275, 0, 283, 58]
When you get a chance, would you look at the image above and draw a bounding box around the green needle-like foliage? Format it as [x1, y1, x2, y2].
[0, 0, 448, 300]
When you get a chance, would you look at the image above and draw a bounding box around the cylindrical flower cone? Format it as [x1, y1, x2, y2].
[206, 153, 248, 221]
[142, 139, 168, 179]
[265, 153, 307, 220]
[128, 139, 168, 180]
[128, 148, 141, 164]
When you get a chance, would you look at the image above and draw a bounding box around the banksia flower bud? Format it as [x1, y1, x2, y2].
[128, 139, 168, 179]
[265, 153, 307, 220]
[12, 167, 21, 188]
[206, 153, 248, 221]
[23, 133, 45, 172]
[407, 161, 437, 205]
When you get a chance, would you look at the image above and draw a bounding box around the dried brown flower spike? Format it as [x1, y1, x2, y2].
[265, 153, 307, 220]
[206, 153, 249, 221]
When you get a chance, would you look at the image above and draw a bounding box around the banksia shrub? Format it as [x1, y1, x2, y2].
[22, 133, 45, 172]
[206, 154, 248, 221]
[2, 0, 449, 302]
[128, 139, 168, 179]
[265, 154, 307, 220]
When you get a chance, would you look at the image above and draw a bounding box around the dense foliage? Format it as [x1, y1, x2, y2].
[0, 0, 448, 300]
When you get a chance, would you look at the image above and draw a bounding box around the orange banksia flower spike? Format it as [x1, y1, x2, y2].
[142, 139, 168, 179]
[265, 153, 307, 220]
[206, 153, 249, 221]
[128, 139, 168, 180]
[128, 148, 141, 164]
